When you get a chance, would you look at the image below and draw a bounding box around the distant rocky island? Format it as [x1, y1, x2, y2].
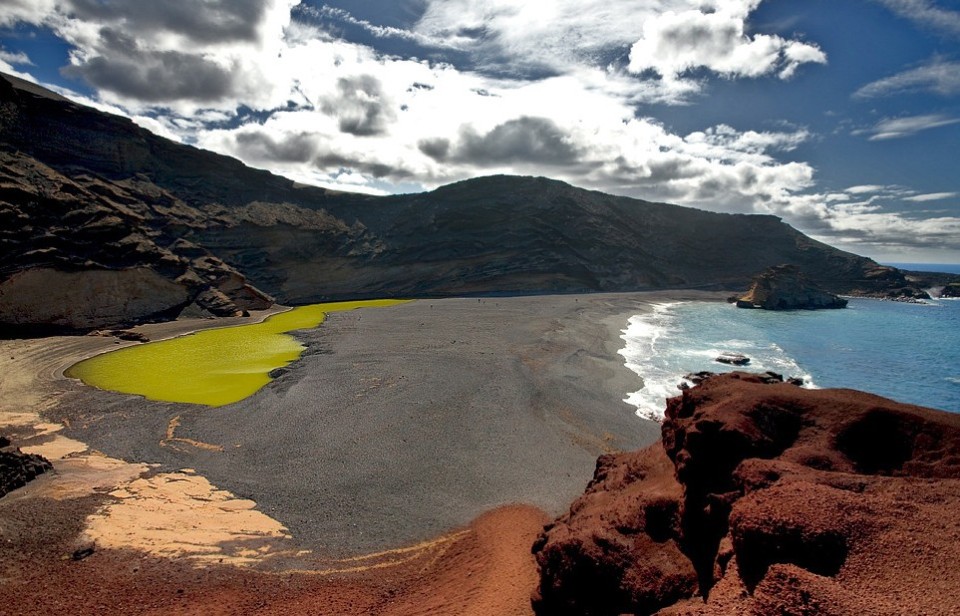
[0, 73, 947, 334]
[735, 264, 848, 310]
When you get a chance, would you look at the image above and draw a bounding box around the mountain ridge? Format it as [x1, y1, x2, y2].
[0, 73, 932, 332]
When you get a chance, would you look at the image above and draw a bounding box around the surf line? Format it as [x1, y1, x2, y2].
[66, 300, 408, 407]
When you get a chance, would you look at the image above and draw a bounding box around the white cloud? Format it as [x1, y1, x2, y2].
[298, 5, 451, 48]
[0, 48, 32, 66]
[414, 0, 655, 67]
[845, 184, 889, 194]
[781, 40, 829, 79]
[856, 114, 960, 140]
[414, 0, 824, 101]
[855, 59, 960, 98]
[15, 0, 302, 114]
[0, 0, 57, 27]
[2, 0, 956, 258]
[904, 192, 958, 202]
[626, 7, 825, 83]
[873, 0, 960, 36]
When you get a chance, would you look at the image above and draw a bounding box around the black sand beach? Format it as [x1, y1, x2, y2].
[49, 292, 718, 558]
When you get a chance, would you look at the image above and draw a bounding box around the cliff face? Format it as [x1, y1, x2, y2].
[0, 149, 273, 333]
[0, 74, 920, 331]
[533, 372, 960, 615]
[736, 264, 848, 310]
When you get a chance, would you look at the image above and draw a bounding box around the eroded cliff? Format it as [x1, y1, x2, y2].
[533, 372, 960, 615]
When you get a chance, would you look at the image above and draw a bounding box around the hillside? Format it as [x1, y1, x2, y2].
[0, 74, 925, 332]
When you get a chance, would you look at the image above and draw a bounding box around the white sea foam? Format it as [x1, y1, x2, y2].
[618, 302, 815, 421]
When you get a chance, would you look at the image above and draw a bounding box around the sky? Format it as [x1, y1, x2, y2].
[1, 0, 958, 263]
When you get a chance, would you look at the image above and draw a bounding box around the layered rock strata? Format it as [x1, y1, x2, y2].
[0, 150, 273, 333]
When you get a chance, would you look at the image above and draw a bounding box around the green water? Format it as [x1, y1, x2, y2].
[66, 300, 408, 407]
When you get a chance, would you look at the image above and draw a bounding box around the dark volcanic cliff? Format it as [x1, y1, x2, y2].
[736, 264, 849, 309]
[532, 372, 960, 615]
[0, 73, 922, 330]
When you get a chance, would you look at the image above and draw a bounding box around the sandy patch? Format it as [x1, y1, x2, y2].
[0, 306, 295, 565]
[83, 469, 297, 566]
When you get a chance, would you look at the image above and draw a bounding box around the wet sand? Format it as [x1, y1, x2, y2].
[1, 291, 721, 614]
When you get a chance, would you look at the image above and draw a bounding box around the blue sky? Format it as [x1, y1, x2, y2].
[1, 0, 958, 262]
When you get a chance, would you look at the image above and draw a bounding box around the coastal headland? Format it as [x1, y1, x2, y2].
[1, 291, 711, 614]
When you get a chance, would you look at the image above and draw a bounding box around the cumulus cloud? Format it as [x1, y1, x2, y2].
[453, 117, 582, 166]
[413, 0, 654, 71]
[854, 59, 960, 98]
[413, 0, 825, 99]
[65, 0, 274, 44]
[3, 0, 955, 257]
[10, 0, 299, 111]
[0, 0, 57, 27]
[855, 114, 960, 140]
[321, 76, 395, 137]
[233, 130, 319, 163]
[61, 29, 242, 103]
[627, 7, 826, 82]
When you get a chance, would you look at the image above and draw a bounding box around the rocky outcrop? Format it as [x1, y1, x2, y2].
[853, 264, 931, 300]
[1, 436, 53, 498]
[942, 282, 960, 298]
[533, 372, 960, 615]
[715, 352, 749, 366]
[736, 264, 848, 310]
[0, 148, 274, 333]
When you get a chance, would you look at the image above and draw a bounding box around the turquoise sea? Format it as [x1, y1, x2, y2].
[619, 265, 960, 420]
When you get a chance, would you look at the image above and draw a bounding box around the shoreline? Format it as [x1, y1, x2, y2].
[46, 292, 683, 558]
[1, 290, 724, 614]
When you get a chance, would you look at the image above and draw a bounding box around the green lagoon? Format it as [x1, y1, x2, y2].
[66, 300, 407, 407]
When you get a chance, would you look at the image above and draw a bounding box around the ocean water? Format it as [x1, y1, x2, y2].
[619, 296, 960, 420]
[883, 262, 960, 275]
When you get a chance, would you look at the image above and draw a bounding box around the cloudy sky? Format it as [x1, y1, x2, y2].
[1, 0, 959, 263]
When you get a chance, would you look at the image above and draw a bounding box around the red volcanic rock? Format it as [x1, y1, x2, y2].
[533, 372, 960, 615]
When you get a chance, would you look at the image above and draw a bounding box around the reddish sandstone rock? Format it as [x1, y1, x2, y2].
[532, 446, 696, 615]
[533, 372, 960, 615]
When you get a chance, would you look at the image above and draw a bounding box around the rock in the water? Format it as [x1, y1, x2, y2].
[736, 264, 848, 310]
[716, 352, 750, 365]
[533, 372, 960, 615]
[1, 437, 53, 498]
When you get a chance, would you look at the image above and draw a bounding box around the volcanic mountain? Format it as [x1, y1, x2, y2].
[0, 73, 924, 332]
